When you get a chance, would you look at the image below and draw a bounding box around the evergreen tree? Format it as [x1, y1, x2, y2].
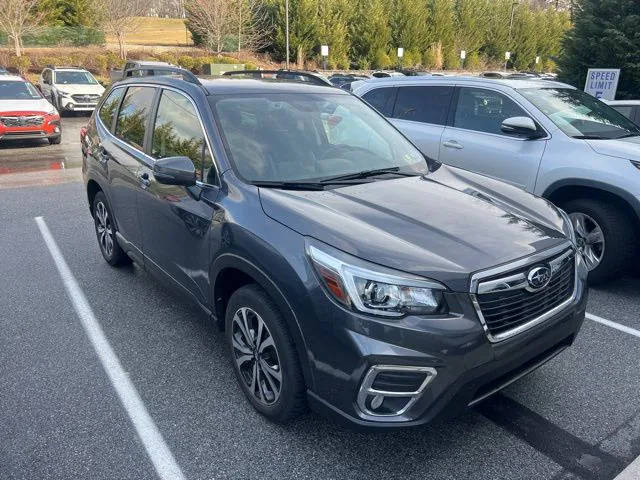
[558, 0, 640, 98]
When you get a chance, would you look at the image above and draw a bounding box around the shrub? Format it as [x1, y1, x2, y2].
[442, 46, 459, 70]
[177, 55, 196, 70]
[464, 51, 484, 71]
[372, 49, 392, 69]
[10, 56, 31, 75]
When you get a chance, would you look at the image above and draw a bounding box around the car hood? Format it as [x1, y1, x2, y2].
[56, 83, 105, 95]
[0, 98, 55, 114]
[259, 166, 569, 292]
[586, 136, 640, 161]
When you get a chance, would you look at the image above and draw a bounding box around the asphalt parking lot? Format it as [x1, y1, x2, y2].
[1, 116, 639, 480]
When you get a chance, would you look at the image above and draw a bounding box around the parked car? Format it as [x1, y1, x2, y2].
[0, 75, 61, 144]
[38, 66, 105, 113]
[0, 66, 9, 75]
[352, 76, 640, 283]
[604, 100, 640, 125]
[109, 60, 175, 83]
[328, 73, 369, 88]
[81, 68, 587, 428]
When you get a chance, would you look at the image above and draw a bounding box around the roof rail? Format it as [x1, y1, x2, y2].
[126, 65, 203, 86]
[222, 69, 332, 87]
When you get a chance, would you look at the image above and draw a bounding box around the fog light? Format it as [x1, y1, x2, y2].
[357, 365, 436, 417]
[54, 126, 60, 133]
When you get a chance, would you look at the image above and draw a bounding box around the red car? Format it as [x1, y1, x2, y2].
[0, 75, 61, 144]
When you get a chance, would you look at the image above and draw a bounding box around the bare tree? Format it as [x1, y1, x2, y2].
[236, 0, 270, 52]
[0, 0, 45, 57]
[98, 0, 152, 59]
[185, 0, 235, 53]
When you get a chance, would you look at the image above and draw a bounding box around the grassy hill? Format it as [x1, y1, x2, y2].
[105, 17, 193, 46]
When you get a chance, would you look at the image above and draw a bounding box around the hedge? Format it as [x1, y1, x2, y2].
[0, 26, 104, 47]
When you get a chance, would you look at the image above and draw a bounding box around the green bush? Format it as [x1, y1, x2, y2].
[177, 55, 196, 70]
[22, 26, 104, 47]
[464, 51, 484, 71]
[372, 49, 392, 69]
[10, 56, 31, 75]
[442, 46, 459, 70]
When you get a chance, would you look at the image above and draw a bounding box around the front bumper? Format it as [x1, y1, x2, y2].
[0, 115, 61, 140]
[304, 251, 588, 429]
[59, 96, 98, 111]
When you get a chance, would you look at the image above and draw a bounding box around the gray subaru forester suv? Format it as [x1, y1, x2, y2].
[82, 70, 588, 428]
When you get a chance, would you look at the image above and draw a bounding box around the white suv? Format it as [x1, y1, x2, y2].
[38, 67, 105, 113]
[352, 76, 640, 283]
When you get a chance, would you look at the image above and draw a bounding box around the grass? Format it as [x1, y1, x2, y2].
[105, 17, 193, 46]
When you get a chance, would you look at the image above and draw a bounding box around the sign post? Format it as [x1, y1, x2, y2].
[321, 45, 329, 71]
[397, 47, 404, 69]
[584, 68, 620, 100]
[504, 51, 511, 71]
[460, 50, 466, 70]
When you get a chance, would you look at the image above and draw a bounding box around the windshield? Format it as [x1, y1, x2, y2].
[211, 93, 426, 183]
[54, 71, 98, 85]
[0, 80, 41, 100]
[520, 87, 640, 139]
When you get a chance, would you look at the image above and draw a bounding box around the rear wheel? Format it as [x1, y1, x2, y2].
[562, 198, 634, 284]
[225, 284, 306, 423]
[92, 191, 131, 267]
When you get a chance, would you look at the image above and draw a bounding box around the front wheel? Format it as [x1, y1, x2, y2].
[225, 284, 307, 423]
[563, 198, 635, 284]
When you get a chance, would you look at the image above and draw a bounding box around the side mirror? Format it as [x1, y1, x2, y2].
[153, 156, 197, 186]
[501, 116, 541, 138]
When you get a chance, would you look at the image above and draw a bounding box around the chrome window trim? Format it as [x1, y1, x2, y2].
[96, 83, 221, 187]
[356, 365, 437, 418]
[469, 242, 578, 343]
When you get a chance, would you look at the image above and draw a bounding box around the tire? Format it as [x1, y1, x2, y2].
[562, 198, 635, 284]
[92, 191, 131, 267]
[48, 135, 61, 145]
[225, 284, 307, 423]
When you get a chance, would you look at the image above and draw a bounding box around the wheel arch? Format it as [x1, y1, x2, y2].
[211, 253, 314, 390]
[86, 178, 103, 216]
[542, 179, 640, 228]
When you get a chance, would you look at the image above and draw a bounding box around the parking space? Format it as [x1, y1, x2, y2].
[1, 127, 639, 479]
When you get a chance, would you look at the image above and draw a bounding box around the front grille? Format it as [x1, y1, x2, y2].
[71, 94, 100, 103]
[475, 249, 575, 339]
[0, 115, 44, 127]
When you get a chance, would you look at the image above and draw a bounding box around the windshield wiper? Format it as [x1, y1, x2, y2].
[251, 180, 358, 190]
[615, 133, 640, 139]
[320, 167, 422, 183]
[571, 135, 609, 139]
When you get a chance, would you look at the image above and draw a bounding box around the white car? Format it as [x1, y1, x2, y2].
[353, 76, 640, 283]
[38, 67, 105, 113]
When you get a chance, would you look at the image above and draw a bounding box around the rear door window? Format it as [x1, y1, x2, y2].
[114, 86, 155, 151]
[454, 87, 529, 135]
[392, 86, 453, 125]
[98, 88, 125, 131]
[362, 87, 396, 116]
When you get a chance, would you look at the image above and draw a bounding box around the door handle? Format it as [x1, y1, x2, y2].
[443, 140, 463, 150]
[137, 171, 151, 189]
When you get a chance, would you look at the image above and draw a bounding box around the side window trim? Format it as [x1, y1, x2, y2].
[150, 87, 220, 187]
[449, 85, 549, 139]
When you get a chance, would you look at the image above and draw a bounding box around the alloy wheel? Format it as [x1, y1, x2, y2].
[95, 201, 114, 258]
[569, 212, 605, 271]
[231, 307, 282, 405]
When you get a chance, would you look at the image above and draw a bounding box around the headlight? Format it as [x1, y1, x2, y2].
[558, 208, 577, 245]
[307, 242, 447, 317]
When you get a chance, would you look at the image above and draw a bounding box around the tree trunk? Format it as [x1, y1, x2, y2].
[237, 0, 242, 52]
[117, 33, 126, 60]
[297, 45, 304, 68]
[14, 35, 21, 57]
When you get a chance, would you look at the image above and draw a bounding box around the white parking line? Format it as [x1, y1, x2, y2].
[586, 312, 640, 339]
[35, 217, 186, 480]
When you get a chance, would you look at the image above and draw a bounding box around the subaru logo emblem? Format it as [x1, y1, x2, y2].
[527, 266, 552, 291]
